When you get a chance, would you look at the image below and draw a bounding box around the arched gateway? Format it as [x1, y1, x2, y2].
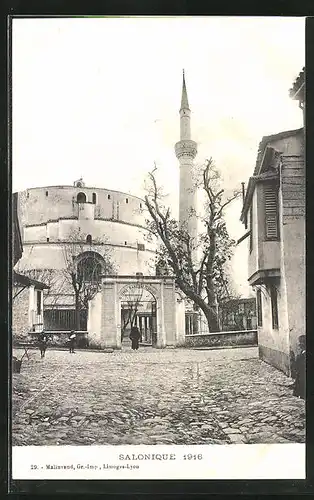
[87, 275, 185, 349]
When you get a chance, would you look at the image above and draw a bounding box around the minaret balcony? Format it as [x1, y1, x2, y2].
[175, 140, 198, 160]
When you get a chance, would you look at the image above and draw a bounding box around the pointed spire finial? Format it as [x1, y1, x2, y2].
[180, 69, 190, 111]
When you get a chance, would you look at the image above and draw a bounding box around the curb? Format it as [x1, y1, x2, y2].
[190, 345, 257, 351]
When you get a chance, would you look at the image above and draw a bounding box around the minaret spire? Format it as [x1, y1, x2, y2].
[175, 71, 198, 239]
[180, 69, 190, 111]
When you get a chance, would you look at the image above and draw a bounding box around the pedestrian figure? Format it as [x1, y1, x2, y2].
[38, 331, 49, 359]
[292, 335, 306, 399]
[129, 325, 141, 350]
[68, 330, 77, 354]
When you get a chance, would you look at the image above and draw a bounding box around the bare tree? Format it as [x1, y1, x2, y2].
[144, 158, 240, 332]
[60, 227, 115, 330]
[14, 266, 59, 305]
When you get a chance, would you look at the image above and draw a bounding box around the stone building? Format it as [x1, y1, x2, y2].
[239, 69, 305, 375]
[14, 182, 157, 334]
[12, 193, 48, 341]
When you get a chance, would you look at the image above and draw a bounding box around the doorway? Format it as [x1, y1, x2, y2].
[120, 285, 156, 347]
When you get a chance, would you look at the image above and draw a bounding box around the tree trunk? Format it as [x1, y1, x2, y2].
[75, 292, 81, 331]
[203, 304, 220, 333]
[192, 304, 200, 334]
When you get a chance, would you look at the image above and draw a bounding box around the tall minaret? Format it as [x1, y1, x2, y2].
[175, 70, 198, 240]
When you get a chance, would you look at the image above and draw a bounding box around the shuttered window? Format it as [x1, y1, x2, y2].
[264, 182, 279, 240]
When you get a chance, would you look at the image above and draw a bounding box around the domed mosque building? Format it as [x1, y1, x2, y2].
[14, 73, 198, 349]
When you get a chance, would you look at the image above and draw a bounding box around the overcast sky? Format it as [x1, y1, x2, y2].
[12, 17, 305, 295]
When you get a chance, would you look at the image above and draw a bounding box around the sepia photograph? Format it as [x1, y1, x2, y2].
[11, 16, 305, 480]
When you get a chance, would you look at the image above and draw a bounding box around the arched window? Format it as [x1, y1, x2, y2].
[77, 253, 103, 283]
[77, 192, 86, 203]
[92, 193, 97, 204]
[86, 234, 92, 245]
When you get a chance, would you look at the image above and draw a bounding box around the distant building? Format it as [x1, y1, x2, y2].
[220, 297, 257, 332]
[239, 69, 305, 375]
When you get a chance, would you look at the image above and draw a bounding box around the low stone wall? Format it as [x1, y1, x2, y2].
[13, 332, 89, 349]
[185, 330, 257, 348]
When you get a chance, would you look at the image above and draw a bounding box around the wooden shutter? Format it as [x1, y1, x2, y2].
[264, 183, 279, 240]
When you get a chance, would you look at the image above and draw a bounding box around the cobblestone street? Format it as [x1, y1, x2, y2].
[12, 346, 305, 446]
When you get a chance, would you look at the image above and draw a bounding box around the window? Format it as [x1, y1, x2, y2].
[126, 198, 129, 204]
[77, 192, 86, 203]
[238, 303, 244, 314]
[86, 234, 92, 245]
[77, 254, 102, 283]
[108, 194, 111, 200]
[140, 203, 142, 209]
[36, 291, 42, 316]
[264, 182, 279, 240]
[249, 204, 253, 252]
[27, 192, 29, 199]
[137, 243, 145, 251]
[124, 241, 127, 245]
[46, 191, 49, 197]
[270, 284, 279, 329]
[92, 193, 97, 204]
[256, 289, 262, 327]
[47, 237, 50, 242]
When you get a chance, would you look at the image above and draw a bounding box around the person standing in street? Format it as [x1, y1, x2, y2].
[129, 325, 141, 351]
[38, 330, 49, 359]
[69, 330, 77, 354]
[292, 335, 306, 399]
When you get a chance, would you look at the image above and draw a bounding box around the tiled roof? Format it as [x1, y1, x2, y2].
[289, 67, 305, 100]
[254, 128, 303, 176]
[13, 271, 49, 289]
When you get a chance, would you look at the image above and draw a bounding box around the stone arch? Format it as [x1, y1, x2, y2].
[87, 276, 180, 350]
[77, 192, 86, 203]
[118, 282, 159, 302]
[76, 250, 106, 283]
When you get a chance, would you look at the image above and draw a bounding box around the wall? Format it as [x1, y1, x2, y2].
[18, 186, 146, 229]
[248, 189, 259, 279]
[24, 217, 153, 250]
[17, 241, 155, 276]
[281, 153, 305, 360]
[12, 286, 30, 340]
[185, 330, 257, 348]
[88, 291, 102, 348]
[175, 298, 186, 346]
[161, 281, 177, 346]
[14, 332, 89, 348]
[257, 280, 290, 375]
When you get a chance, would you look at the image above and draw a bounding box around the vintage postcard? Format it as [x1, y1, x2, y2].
[10, 16, 305, 483]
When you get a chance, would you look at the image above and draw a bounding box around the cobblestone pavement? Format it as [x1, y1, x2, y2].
[12, 346, 305, 446]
